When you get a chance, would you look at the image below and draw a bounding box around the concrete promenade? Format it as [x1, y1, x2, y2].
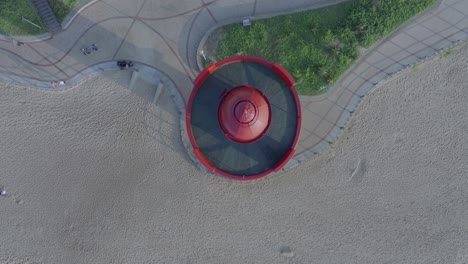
[0, 0, 466, 171]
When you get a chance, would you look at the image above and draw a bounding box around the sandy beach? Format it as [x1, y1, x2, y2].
[0, 42, 467, 263]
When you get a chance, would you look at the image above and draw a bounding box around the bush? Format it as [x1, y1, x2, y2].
[217, 0, 436, 95]
[349, 0, 436, 47]
[48, 0, 80, 22]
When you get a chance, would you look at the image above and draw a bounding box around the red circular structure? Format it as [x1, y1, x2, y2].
[186, 56, 301, 181]
[218, 85, 271, 143]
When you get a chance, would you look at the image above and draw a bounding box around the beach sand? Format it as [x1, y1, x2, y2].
[0, 42, 467, 263]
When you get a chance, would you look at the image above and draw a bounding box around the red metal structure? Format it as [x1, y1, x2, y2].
[218, 85, 271, 144]
[186, 56, 301, 180]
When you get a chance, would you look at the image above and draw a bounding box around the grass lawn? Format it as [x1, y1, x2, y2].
[48, 0, 80, 22]
[216, 0, 437, 95]
[0, 0, 47, 35]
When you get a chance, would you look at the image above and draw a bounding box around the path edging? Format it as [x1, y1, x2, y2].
[0, 33, 52, 43]
[61, 0, 101, 30]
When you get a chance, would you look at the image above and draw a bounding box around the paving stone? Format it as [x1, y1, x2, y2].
[442, 0, 464, 6]
[294, 153, 308, 163]
[438, 7, 465, 25]
[309, 99, 335, 116]
[377, 42, 402, 57]
[405, 24, 434, 40]
[302, 150, 317, 160]
[345, 94, 361, 113]
[399, 55, 419, 67]
[358, 64, 380, 82]
[453, 0, 468, 15]
[368, 71, 388, 84]
[356, 82, 374, 97]
[407, 42, 428, 54]
[373, 57, 395, 71]
[294, 139, 309, 155]
[2, 75, 14, 82]
[336, 110, 351, 129]
[448, 30, 468, 42]
[208, 0, 254, 21]
[339, 72, 358, 88]
[352, 61, 372, 76]
[455, 18, 468, 31]
[346, 75, 366, 93]
[415, 47, 435, 59]
[300, 110, 323, 134]
[313, 119, 334, 139]
[439, 25, 463, 38]
[326, 86, 345, 103]
[67, 72, 86, 86]
[325, 104, 343, 124]
[299, 97, 312, 108]
[325, 126, 342, 143]
[310, 140, 329, 154]
[301, 133, 321, 150]
[284, 158, 299, 169]
[389, 50, 412, 62]
[390, 33, 419, 48]
[384, 63, 404, 75]
[365, 51, 386, 65]
[430, 39, 453, 51]
[422, 35, 444, 47]
[9, 75, 25, 84]
[420, 16, 452, 33]
[337, 89, 353, 109]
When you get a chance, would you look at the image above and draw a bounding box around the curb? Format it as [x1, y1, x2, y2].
[0, 33, 52, 43]
[61, 0, 101, 30]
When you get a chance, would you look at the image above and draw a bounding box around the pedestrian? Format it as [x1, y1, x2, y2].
[117, 60, 127, 70]
[12, 39, 24, 46]
[81, 47, 91, 55]
[91, 43, 99, 51]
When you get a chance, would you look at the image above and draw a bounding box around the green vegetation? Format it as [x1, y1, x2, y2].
[217, 0, 437, 95]
[48, 0, 80, 22]
[439, 49, 453, 58]
[0, 0, 80, 35]
[0, 0, 47, 35]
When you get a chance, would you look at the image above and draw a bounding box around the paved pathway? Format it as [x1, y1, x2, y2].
[0, 0, 467, 172]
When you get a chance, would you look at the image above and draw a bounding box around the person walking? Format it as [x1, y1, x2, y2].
[81, 47, 91, 55]
[117, 60, 127, 70]
[12, 39, 24, 46]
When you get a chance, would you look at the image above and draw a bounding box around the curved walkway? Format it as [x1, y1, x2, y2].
[0, 0, 467, 174]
